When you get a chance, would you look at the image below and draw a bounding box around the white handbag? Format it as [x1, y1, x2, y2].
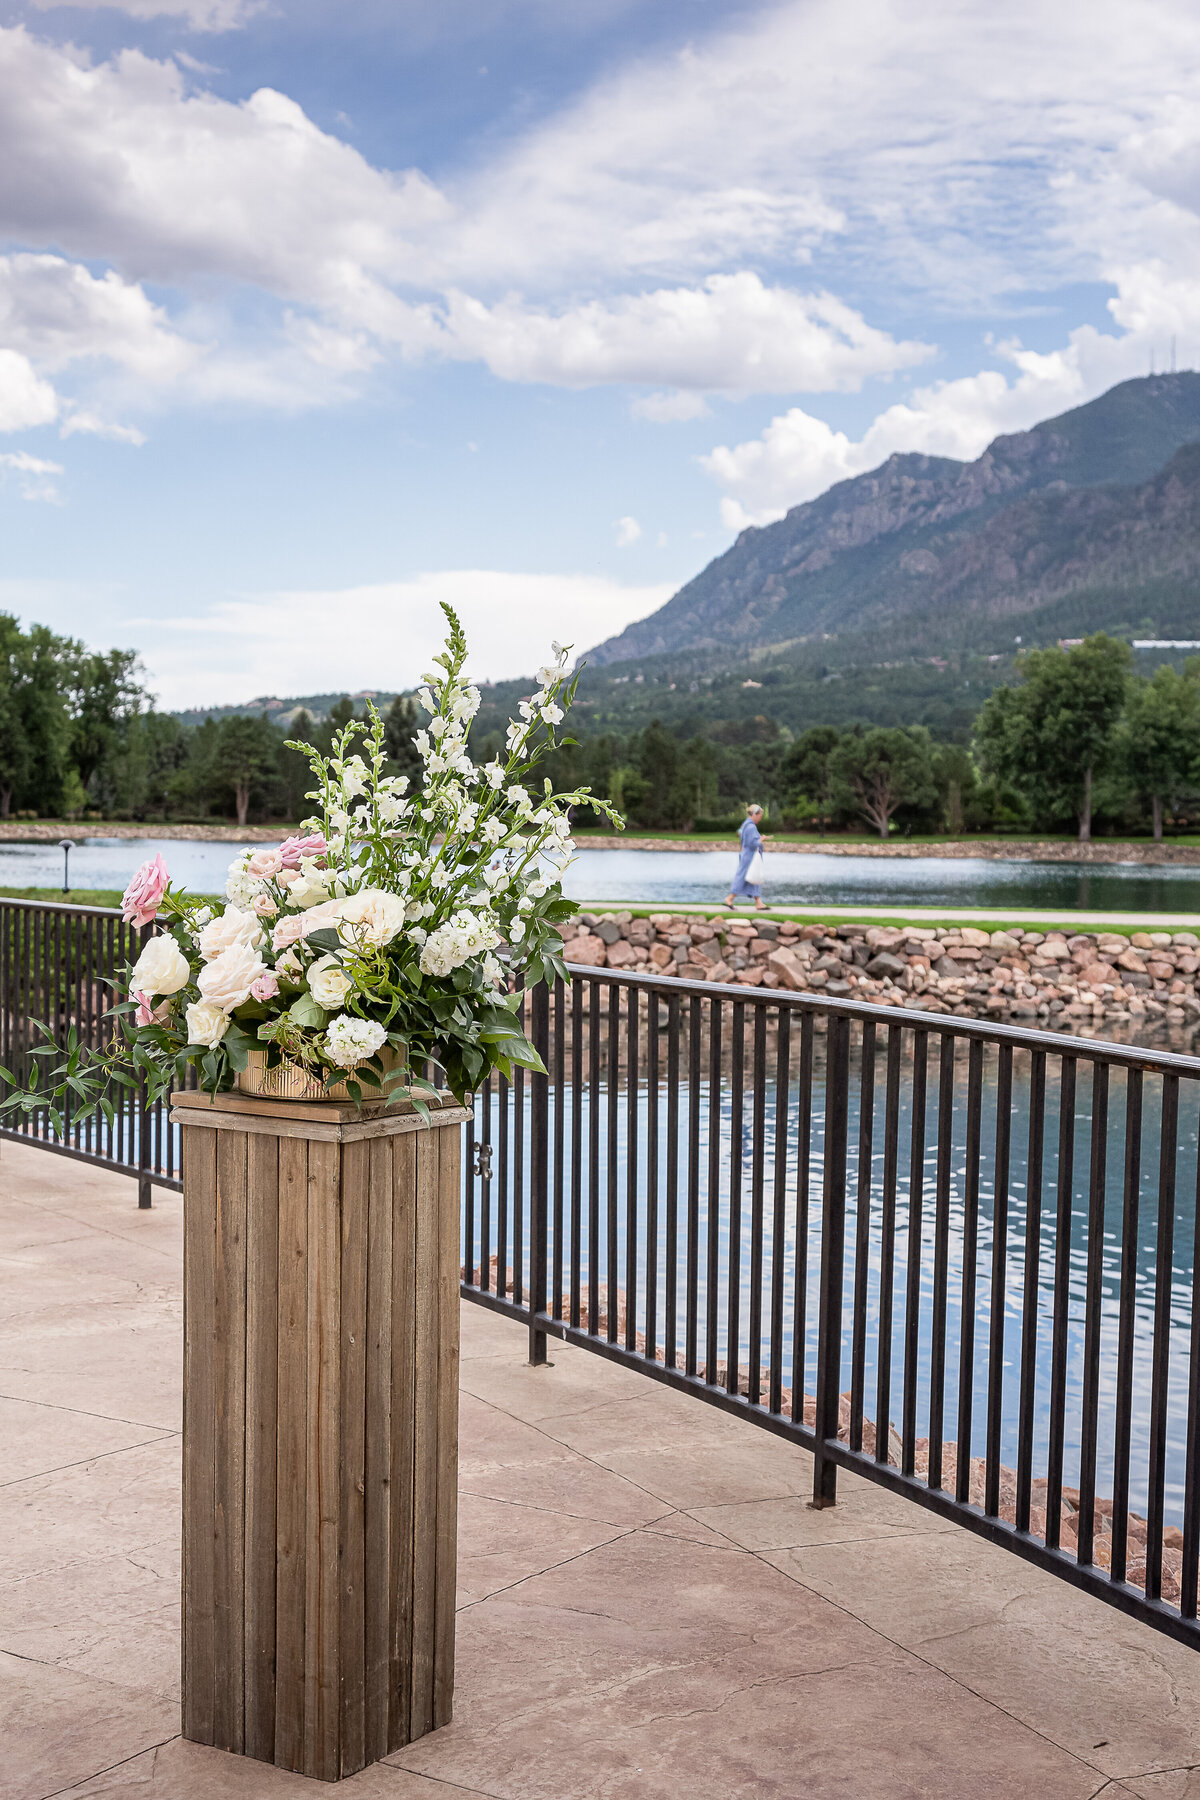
[745, 850, 765, 884]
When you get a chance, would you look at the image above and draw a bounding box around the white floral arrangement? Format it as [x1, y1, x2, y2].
[4, 606, 619, 1126]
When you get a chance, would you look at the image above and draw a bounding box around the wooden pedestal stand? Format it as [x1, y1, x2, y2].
[171, 1087, 469, 1782]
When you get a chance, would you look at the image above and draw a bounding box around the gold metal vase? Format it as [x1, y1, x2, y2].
[234, 1046, 400, 1104]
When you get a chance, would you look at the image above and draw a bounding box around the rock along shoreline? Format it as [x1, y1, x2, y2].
[560, 910, 1200, 1041]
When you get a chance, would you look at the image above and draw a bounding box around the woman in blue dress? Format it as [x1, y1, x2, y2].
[726, 804, 766, 910]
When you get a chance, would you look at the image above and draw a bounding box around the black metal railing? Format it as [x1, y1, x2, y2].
[5, 896, 1200, 1650]
[462, 966, 1200, 1653]
[0, 897, 178, 1205]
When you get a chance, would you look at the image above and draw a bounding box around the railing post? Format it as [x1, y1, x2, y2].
[528, 979, 550, 1366]
[137, 1077, 153, 1210]
[812, 1013, 851, 1509]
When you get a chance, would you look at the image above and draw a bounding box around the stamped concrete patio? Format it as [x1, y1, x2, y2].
[4, 1141, 1200, 1800]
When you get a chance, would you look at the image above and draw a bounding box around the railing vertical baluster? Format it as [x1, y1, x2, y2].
[1046, 1054, 1077, 1551]
[955, 1038, 984, 1505]
[928, 1033, 955, 1491]
[570, 980, 583, 1330]
[464, 1102, 477, 1289]
[665, 992, 680, 1370]
[588, 981, 601, 1334]
[513, 1040, 526, 1309]
[646, 990, 660, 1364]
[875, 1024, 903, 1467]
[1015, 1049, 1046, 1533]
[850, 1020, 876, 1451]
[790, 1012, 814, 1424]
[528, 982, 550, 1364]
[812, 1012, 851, 1509]
[1180, 1120, 1200, 1620]
[1077, 1061, 1110, 1567]
[902, 1029, 929, 1477]
[768, 1007, 791, 1417]
[607, 982, 620, 1343]
[1110, 1067, 1142, 1585]
[726, 1001, 745, 1397]
[985, 1043, 1013, 1518]
[685, 996, 702, 1377]
[479, 1075, 493, 1292]
[748, 1004, 767, 1406]
[1146, 1073, 1179, 1601]
[705, 998, 723, 1387]
[553, 976, 565, 1322]
[497, 1066, 510, 1301]
[625, 986, 639, 1355]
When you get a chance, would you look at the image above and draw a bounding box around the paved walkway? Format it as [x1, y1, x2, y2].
[4, 1145, 1200, 1799]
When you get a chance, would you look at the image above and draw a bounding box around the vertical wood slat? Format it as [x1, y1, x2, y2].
[434, 1125, 461, 1729]
[410, 1128, 440, 1739]
[364, 1136, 395, 1762]
[180, 1099, 463, 1782]
[244, 1134, 279, 1765]
[213, 1130, 249, 1752]
[389, 1130, 418, 1754]
[274, 1136, 309, 1772]
[339, 1139, 370, 1777]
[181, 1125, 218, 1746]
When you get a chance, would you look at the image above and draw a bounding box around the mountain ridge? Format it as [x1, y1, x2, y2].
[587, 372, 1200, 667]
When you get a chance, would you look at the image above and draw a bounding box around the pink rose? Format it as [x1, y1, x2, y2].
[250, 972, 279, 1002]
[132, 987, 153, 1028]
[253, 892, 278, 917]
[272, 914, 307, 951]
[278, 833, 327, 869]
[247, 847, 284, 879]
[276, 867, 300, 888]
[122, 854, 169, 927]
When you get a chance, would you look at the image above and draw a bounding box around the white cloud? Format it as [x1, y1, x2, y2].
[60, 411, 147, 444]
[0, 255, 197, 378]
[0, 29, 447, 303]
[614, 516, 642, 547]
[432, 275, 930, 394]
[0, 449, 64, 502]
[4, 2, 1200, 439]
[131, 570, 675, 708]
[0, 348, 59, 432]
[29, 0, 260, 28]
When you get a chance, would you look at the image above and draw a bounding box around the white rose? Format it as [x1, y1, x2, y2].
[196, 942, 267, 1011]
[130, 934, 191, 998]
[308, 953, 353, 1009]
[339, 887, 405, 948]
[198, 906, 264, 961]
[289, 861, 333, 908]
[185, 999, 230, 1048]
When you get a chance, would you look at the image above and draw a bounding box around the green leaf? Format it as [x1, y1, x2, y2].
[305, 927, 342, 953]
[287, 993, 328, 1029]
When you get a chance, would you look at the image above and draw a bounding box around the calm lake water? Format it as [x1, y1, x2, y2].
[6, 835, 1200, 916]
[476, 1042, 1200, 1526]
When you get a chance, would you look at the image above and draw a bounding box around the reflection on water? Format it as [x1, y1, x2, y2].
[477, 1036, 1200, 1526]
[565, 847, 1200, 913]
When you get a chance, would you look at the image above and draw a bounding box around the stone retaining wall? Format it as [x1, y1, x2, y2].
[561, 911, 1200, 1032]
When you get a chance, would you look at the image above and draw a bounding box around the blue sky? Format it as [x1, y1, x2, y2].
[0, 0, 1198, 706]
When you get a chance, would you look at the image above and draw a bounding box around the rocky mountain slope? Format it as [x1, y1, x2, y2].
[588, 373, 1200, 667]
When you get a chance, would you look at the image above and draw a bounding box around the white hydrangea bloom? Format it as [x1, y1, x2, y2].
[324, 1014, 388, 1068]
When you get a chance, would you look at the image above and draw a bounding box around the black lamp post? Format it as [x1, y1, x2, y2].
[59, 838, 74, 895]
